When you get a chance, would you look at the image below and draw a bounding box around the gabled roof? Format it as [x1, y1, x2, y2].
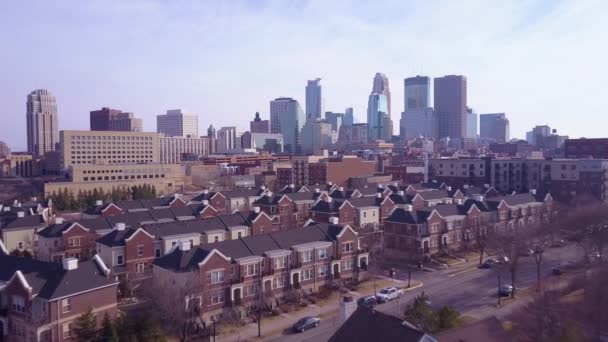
[96, 227, 141, 247]
[283, 192, 316, 202]
[486, 193, 540, 207]
[418, 204, 466, 217]
[222, 188, 264, 199]
[310, 199, 341, 213]
[329, 307, 436, 342]
[2, 214, 46, 230]
[37, 221, 84, 238]
[417, 189, 450, 201]
[386, 208, 427, 224]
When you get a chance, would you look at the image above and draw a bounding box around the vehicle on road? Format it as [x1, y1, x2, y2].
[519, 248, 534, 257]
[292, 316, 321, 333]
[496, 256, 510, 264]
[376, 287, 401, 303]
[499, 285, 514, 297]
[552, 267, 563, 275]
[550, 239, 567, 248]
[479, 259, 495, 268]
[357, 295, 377, 308]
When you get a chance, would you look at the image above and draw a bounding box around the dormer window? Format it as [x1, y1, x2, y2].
[12, 295, 25, 313]
[342, 242, 354, 253]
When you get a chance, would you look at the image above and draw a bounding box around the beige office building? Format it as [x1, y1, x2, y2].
[59, 130, 160, 170]
[159, 136, 210, 164]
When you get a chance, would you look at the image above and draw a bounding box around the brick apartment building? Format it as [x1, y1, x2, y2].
[277, 155, 376, 189]
[0, 242, 118, 341]
[564, 138, 608, 159]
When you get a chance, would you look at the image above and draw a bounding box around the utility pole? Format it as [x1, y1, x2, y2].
[407, 264, 411, 288]
[497, 274, 502, 306]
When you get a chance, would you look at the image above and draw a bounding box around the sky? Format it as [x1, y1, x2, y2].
[1, 0, 607, 150]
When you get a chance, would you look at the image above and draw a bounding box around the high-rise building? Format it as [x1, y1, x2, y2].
[400, 108, 436, 140]
[270, 97, 305, 154]
[372, 73, 392, 116]
[159, 136, 209, 163]
[305, 78, 323, 120]
[90, 107, 142, 132]
[466, 108, 478, 139]
[301, 119, 333, 154]
[367, 94, 391, 141]
[156, 109, 198, 137]
[324, 112, 344, 132]
[480, 113, 509, 143]
[343, 108, 354, 126]
[250, 112, 270, 133]
[216, 127, 238, 153]
[526, 125, 551, 145]
[404, 76, 430, 110]
[0, 141, 10, 158]
[26, 89, 59, 157]
[206, 124, 217, 154]
[434, 75, 467, 139]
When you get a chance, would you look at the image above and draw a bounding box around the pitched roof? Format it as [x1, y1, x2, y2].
[418, 204, 465, 217]
[310, 199, 341, 213]
[2, 214, 46, 230]
[153, 246, 214, 272]
[0, 254, 117, 300]
[486, 193, 539, 207]
[37, 221, 76, 238]
[96, 227, 140, 247]
[418, 189, 450, 201]
[329, 307, 436, 342]
[386, 208, 427, 224]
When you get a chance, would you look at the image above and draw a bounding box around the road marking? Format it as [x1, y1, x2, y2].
[447, 267, 478, 277]
[403, 282, 423, 291]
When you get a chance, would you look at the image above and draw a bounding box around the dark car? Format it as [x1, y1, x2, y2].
[552, 267, 563, 275]
[357, 295, 377, 308]
[499, 285, 514, 297]
[292, 316, 321, 333]
[480, 259, 498, 269]
[550, 239, 567, 248]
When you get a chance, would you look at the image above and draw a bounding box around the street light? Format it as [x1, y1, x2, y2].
[497, 274, 502, 306]
[407, 264, 411, 288]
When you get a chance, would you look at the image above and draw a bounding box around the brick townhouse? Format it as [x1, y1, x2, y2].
[191, 190, 227, 214]
[252, 192, 317, 231]
[152, 221, 369, 325]
[36, 218, 99, 263]
[384, 191, 556, 259]
[0, 241, 118, 342]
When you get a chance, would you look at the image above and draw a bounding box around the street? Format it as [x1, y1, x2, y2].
[261, 243, 582, 342]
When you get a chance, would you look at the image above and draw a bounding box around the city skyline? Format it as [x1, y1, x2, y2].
[1, 1, 607, 150]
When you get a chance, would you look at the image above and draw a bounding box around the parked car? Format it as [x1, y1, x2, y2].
[499, 285, 514, 297]
[479, 259, 496, 269]
[519, 249, 534, 257]
[496, 256, 510, 264]
[357, 295, 377, 308]
[292, 316, 321, 333]
[552, 267, 563, 275]
[550, 239, 567, 248]
[376, 287, 401, 303]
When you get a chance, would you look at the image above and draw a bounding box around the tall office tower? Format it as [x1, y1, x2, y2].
[434, 75, 467, 139]
[372, 73, 392, 116]
[301, 119, 333, 155]
[324, 112, 344, 132]
[466, 108, 478, 139]
[400, 108, 437, 140]
[26, 89, 59, 157]
[156, 109, 199, 137]
[343, 108, 354, 126]
[207, 124, 216, 139]
[90, 107, 142, 132]
[480, 113, 510, 143]
[250, 112, 270, 133]
[367, 93, 392, 141]
[0, 141, 10, 158]
[270, 97, 305, 154]
[216, 127, 238, 153]
[526, 125, 550, 145]
[305, 78, 323, 120]
[404, 76, 430, 110]
[207, 124, 217, 154]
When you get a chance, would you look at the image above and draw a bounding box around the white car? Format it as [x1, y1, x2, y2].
[376, 287, 401, 303]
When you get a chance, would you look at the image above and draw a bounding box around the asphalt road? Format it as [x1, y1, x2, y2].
[263, 243, 583, 342]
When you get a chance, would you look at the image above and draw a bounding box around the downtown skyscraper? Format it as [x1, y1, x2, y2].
[434, 75, 467, 140]
[368, 73, 393, 141]
[305, 78, 323, 120]
[400, 76, 436, 140]
[270, 97, 305, 154]
[157, 109, 199, 138]
[26, 89, 59, 157]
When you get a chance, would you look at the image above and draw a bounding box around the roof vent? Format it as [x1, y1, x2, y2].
[393, 182, 399, 187]
[447, 186, 452, 191]
[115, 222, 126, 231]
[463, 184, 469, 189]
[203, 200, 209, 206]
[376, 193, 382, 199]
[314, 188, 320, 193]
[530, 189, 537, 195]
[17, 211, 25, 218]
[398, 190, 405, 196]
[260, 185, 266, 190]
[179, 240, 191, 252]
[202, 189, 209, 194]
[377, 183, 383, 189]
[328, 181, 333, 186]
[253, 206, 260, 214]
[403, 204, 413, 211]
[474, 195, 484, 202]
[54, 217, 65, 225]
[329, 217, 339, 225]
[289, 183, 295, 189]
[339, 187, 344, 192]
[63, 257, 78, 271]
[95, 200, 103, 206]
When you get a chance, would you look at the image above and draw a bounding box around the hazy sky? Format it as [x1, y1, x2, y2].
[1, 0, 606, 150]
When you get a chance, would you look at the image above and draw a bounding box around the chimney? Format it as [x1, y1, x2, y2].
[530, 189, 537, 195]
[17, 211, 25, 218]
[329, 217, 339, 225]
[115, 222, 126, 231]
[393, 182, 399, 187]
[339, 187, 344, 192]
[203, 200, 209, 206]
[30, 196, 37, 202]
[456, 198, 464, 205]
[325, 197, 332, 203]
[54, 217, 65, 225]
[289, 183, 295, 189]
[178, 241, 191, 252]
[376, 193, 382, 199]
[2, 206, 9, 212]
[328, 181, 333, 186]
[432, 180, 438, 183]
[403, 204, 413, 212]
[260, 185, 266, 190]
[267, 191, 273, 197]
[63, 257, 79, 271]
[377, 183, 383, 189]
[203, 189, 209, 194]
[314, 188, 320, 193]
[95, 200, 103, 206]
[447, 186, 452, 192]
[484, 183, 490, 188]
[253, 206, 260, 214]
[398, 190, 405, 196]
[474, 195, 484, 202]
[339, 296, 357, 325]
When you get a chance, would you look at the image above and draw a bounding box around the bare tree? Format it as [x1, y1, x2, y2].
[515, 289, 567, 342]
[491, 226, 530, 298]
[560, 203, 608, 266]
[471, 215, 495, 265]
[144, 269, 207, 342]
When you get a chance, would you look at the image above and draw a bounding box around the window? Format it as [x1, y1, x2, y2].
[274, 257, 286, 269]
[318, 264, 328, 277]
[341, 259, 354, 270]
[273, 275, 287, 289]
[155, 248, 161, 258]
[214, 236, 219, 243]
[430, 223, 439, 233]
[116, 255, 124, 265]
[136, 262, 145, 274]
[301, 250, 313, 263]
[208, 290, 225, 305]
[244, 284, 258, 297]
[12, 295, 25, 313]
[302, 268, 313, 280]
[137, 245, 144, 257]
[244, 264, 259, 276]
[342, 242, 354, 253]
[63, 322, 73, 339]
[317, 248, 328, 259]
[237, 232, 242, 239]
[207, 270, 225, 284]
[62, 298, 72, 313]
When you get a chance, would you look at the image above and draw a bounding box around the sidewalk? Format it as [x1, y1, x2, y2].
[219, 277, 421, 342]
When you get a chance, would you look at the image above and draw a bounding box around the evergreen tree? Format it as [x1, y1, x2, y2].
[98, 313, 118, 342]
[73, 308, 98, 342]
[151, 185, 157, 197]
[404, 292, 438, 332]
[437, 305, 460, 331]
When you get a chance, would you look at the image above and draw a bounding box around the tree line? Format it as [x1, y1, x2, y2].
[46, 184, 157, 211]
[72, 309, 165, 342]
